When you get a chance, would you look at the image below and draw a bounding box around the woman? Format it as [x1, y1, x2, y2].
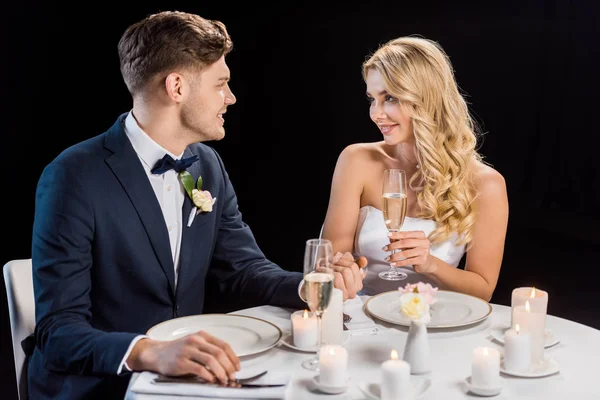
[322, 37, 508, 301]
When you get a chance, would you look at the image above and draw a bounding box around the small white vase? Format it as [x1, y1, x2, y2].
[402, 320, 431, 374]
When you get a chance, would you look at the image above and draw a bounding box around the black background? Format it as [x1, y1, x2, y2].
[2, 1, 599, 398]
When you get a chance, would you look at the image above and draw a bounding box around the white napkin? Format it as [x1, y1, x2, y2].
[343, 295, 380, 335]
[130, 371, 291, 399]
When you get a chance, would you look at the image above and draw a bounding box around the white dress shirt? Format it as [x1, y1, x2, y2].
[117, 111, 188, 374]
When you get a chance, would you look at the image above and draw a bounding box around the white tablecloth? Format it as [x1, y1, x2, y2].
[125, 297, 600, 399]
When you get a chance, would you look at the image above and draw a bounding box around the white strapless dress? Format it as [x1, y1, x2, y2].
[355, 206, 466, 295]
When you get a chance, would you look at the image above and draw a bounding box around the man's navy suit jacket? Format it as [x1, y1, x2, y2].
[26, 113, 304, 399]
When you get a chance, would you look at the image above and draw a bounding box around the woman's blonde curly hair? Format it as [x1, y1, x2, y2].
[363, 36, 483, 246]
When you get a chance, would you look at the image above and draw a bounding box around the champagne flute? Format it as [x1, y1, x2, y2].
[379, 169, 408, 281]
[301, 238, 335, 371]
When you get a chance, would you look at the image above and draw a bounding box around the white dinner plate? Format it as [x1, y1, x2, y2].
[146, 314, 282, 357]
[365, 290, 492, 328]
[489, 324, 560, 348]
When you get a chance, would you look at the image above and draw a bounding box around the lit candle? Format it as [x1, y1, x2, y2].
[381, 350, 412, 400]
[503, 324, 531, 373]
[471, 347, 500, 388]
[322, 288, 343, 345]
[511, 286, 548, 328]
[291, 309, 317, 349]
[319, 345, 348, 386]
[513, 300, 545, 364]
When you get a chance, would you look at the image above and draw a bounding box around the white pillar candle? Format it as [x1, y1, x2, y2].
[381, 350, 413, 400]
[503, 324, 531, 372]
[291, 309, 317, 349]
[511, 287, 548, 328]
[513, 301, 545, 364]
[322, 288, 343, 345]
[319, 345, 348, 386]
[471, 347, 500, 388]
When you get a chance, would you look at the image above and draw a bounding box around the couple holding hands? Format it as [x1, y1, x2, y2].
[27, 10, 508, 399]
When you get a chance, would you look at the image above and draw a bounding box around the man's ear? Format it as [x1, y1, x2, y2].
[164, 73, 185, 102]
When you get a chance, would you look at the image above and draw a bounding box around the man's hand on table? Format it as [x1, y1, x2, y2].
[126, 331, 240, 384]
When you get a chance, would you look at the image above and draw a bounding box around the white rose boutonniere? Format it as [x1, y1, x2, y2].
[191, 189, 215, 212]
[178, 171, 217, 226]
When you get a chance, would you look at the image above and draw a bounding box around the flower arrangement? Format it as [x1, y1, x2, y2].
[398, 282, 438, 324]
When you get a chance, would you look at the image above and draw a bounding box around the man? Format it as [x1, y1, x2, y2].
[26, 11, 364, 399]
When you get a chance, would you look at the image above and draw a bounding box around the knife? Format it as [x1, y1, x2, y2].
[153, 376, 285, 388]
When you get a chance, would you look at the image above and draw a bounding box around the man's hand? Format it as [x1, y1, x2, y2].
[331, 252, 367, 301]
[127, 331, 240, 384]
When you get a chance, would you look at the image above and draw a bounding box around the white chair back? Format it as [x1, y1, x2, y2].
[3, 258, 34, 400]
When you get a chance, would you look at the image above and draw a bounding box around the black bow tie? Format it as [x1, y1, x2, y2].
[151, 154, 199, 174]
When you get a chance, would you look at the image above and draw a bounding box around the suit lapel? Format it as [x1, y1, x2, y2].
[104, 115, 176, 295]
[176, 148, 202, 298]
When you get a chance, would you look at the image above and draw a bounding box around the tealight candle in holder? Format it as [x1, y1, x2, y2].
[504, 324, 531, 373]
[513, 300, 545, 364]
[319, 345, 348, 387]
[291, 309, 318, 349]
[381, 350, 412, 400]
[471, 347, 500, 388]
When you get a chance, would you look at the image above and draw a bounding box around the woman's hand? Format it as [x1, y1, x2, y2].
[384, 231, 436, 274]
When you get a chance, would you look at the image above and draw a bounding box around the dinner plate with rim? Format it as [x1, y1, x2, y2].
[365, 290, 492, 328]
[146, 314, 282, 357]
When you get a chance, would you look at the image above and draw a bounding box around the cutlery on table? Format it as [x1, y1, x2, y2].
[153, 370, 284, 388]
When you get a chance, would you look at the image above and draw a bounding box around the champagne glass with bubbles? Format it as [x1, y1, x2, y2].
[380, 169, 408, 281]
[301, 238, 335, 371]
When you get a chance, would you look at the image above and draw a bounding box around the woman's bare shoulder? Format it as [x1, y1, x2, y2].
[338, 141, 387, 164]
[473, 161, 507, 197]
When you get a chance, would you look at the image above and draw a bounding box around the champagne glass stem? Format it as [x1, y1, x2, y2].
[302, 312, 323, 370]
[380, 232, 407, 280]
[315, 313, 323, 366]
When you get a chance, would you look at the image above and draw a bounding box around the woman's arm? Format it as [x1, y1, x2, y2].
[388, 166, 508, 301]
[321, 144, 367, 255]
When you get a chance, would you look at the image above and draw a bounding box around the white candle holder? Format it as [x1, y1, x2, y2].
[468, 347, 503, 396]
[513, 301, 545, 365]
[381, 350, 413, 400]
[511, 287, 547, 328]
[291, 310, 318, 350]
[503, 324, 531, 373]
[313, 345, 349, 394]
[321, 288, 344, 345]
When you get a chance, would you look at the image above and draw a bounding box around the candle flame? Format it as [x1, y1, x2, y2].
[525, 300, 531, 312]
[515, 324, 520, 334]
[391, 350, 398, 360]
[484, 348, 489, 356]
[303, 310, 308, 319]
[530, 287, 536, 298]
[329, 347, 336, 356]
